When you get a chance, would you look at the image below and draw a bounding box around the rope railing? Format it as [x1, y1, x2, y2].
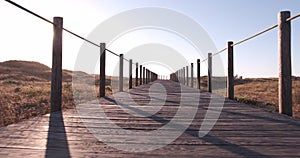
[4, 0, 159, 111]
[198, 12, 300, 62]
[4, 0, 53, 24]
[286, 13, 300, 22]
[231, 24, 278, 47]
[105, 49, 138, 64]
[173, 11, 299, 117]
[4, 0, 136, 63]
[105, 49, 120, 57]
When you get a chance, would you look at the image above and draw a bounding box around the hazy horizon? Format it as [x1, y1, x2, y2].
[1, 0, 299, 78]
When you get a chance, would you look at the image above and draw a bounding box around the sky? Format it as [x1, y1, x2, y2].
[0, 0, 299, 78]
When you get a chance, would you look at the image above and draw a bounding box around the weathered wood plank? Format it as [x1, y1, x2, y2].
[0, 80, 300, 157]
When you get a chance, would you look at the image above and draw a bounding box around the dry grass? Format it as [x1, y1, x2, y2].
[0, 60, 114, 127]
[199, 76, 300, 118]
[234, 78, 300, 118]
[2, 60, 298, 127]
[0, 80, 75, 127]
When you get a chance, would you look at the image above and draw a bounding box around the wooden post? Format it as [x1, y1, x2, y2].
[178, 70, 181, 83]
[197, 59, 201, 90]
[183, 67, 185, 85]
[278, 11, 292, 116]
[186, 66, 189, 86]
[129, 59, 133, 89]
[153, 72, 155, 81]
[99, 43, 106, 97]
[51, 17, 63, 112]
[149, 70, 151, 82]
[227, 41, 234, 100]
[119, 54, 124, 92]
[208, 53, 212, 93]
[179, 69, 182, 83]
[136, 63, 138, 87]
[148, 70, 150, 83]
[143, 67, 145, 84]
[140, 65, 143, 85]
[179, 69, 181, 83]
[145, 69, 148, 83]
[146, 69, 149, 84]
[191, 63, 194, 88]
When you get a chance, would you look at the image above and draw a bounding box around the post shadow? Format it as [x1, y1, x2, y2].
[45, 110, 71, 158]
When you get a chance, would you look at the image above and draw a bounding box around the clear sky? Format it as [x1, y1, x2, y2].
[0, 0, 299, 78]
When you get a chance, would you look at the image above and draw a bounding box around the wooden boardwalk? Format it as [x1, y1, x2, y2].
[0, 80, 300, 157]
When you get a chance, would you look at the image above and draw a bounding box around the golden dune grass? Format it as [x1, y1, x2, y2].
[199, 76, 300, 118]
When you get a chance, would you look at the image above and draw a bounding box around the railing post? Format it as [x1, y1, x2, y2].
[145, 69, 148, 83]
[143, 67, 145, 84]
[51, 17, 63, 112]
[178, 70, 180, 83]
[179, 69, 181, 83]
[208, 53, 212, 93]
[227, 41, 234, 100]
[278, 11, 292, 116]
[197, 59, 201, 90]
[149, 71, 151, 82]
[186, 66, 189, 86]
[136, 63, 138, 87]
[119, 54, 124, 92]
[140, 65, 143, 85]
[129, 59, 133, 89]
[146, 69, 149, 84]
[99, 43, 106, 97]
[152, 72, 154, 81]
[191, 63, 194, 88]
[153, 72, 155, 81]
[183, 67, 185, 85]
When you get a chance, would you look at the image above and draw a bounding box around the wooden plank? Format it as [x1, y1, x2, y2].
[1, 80, 300, 157]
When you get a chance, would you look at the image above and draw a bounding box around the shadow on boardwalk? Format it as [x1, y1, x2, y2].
[0, 80, 299, 157]
[45, 111, 70, 158]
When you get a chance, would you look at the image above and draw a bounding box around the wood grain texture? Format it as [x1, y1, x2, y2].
[227, 41, 234, 100]
[1, 80, 300, 157]
[51, 17, 63, 112]
[278, 11, 292, 116]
